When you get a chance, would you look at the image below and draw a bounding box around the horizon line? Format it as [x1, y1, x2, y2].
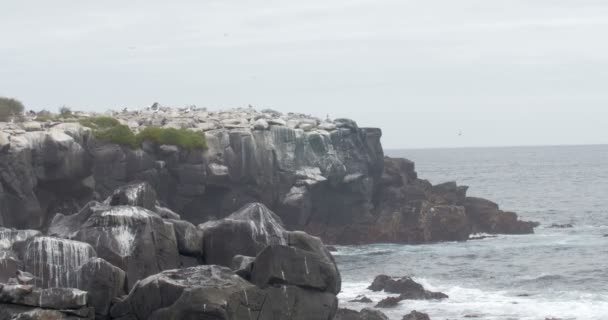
[387, 143, 608, 151]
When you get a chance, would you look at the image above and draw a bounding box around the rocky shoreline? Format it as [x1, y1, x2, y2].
[0, 105, 538, 319]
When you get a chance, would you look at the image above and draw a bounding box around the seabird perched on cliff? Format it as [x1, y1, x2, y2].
[16, 270, 35, 285]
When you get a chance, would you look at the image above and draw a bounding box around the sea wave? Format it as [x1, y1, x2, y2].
[338, 278, 608, 320]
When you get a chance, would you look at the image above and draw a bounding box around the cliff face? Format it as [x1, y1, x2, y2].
[0, 107, 536, 244]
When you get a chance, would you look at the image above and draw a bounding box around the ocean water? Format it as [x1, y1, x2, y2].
[336, 145, 608, 320]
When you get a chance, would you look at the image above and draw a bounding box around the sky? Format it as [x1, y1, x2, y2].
[1, 0, 607, 149]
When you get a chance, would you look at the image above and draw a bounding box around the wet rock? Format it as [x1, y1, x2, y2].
[335, 308, 389, 320]
[349, 295, 373, 303]
[402, 310, 431, 320]
[200, 203, 287, 267]
[464, 197, 538, 234]
[375, 296, 402, 308]
[369, 275, 448, 300]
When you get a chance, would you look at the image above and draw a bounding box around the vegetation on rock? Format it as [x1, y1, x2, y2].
[136, 126, 207, 150]
[0, 97, 25, 121]
[79, 116, 207, 150]
[79, 116, 136, 147]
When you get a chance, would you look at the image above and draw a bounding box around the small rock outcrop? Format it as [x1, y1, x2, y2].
[335, 308, 389, 320]
[402, 310, 431, 320]
[369, 275, 448, 300]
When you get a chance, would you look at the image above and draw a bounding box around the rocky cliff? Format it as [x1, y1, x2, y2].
[0, 106, 536, 245]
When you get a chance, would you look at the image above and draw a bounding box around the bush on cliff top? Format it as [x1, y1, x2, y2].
[0, 97, 25, 122]
[136, 126, 207, 150]
[79, 116, 136, 147]
[79, 116, 207, 150]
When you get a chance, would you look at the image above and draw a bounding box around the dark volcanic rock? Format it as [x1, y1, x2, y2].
[105, 181, 158, 211]
[251, 244, 341, 294]
[350, 295, 373, 303]
[50, 203, 180, 289]
[369, 275, 448, 300]
[74, 257, 126, 317]
[402, 310, 431, 320]
[335, 308, 389, 320]
[110, 265, 253, 320]
[167, 219, 203, 257]
[375, 296, 402, 308]
[228, 284, 338, 320]
[199, 202, 287, 267]
[22, 236, 96, 288]
[231, 254, 255, 279]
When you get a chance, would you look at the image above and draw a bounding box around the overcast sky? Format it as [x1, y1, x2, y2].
[1, 0, 607, 148]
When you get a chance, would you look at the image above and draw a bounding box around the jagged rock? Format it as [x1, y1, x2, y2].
[105, 181, 157, 211]
[369, 275, 448, 300]
[464, 197, 538, 234]
[154, 205, 181, 220]
[22, 237, 96, 288]
[0, 228, 41, 251]
[110, 265, 253, 320]
[0, 129, 92, 229]
[402, 310, 431, 320]
[0, 131, 9, 152]
[199, 203, 287, 267]
[231, 255, 255, 279]
[167, 219, 203, 257]
[74, 257, 126, 317]
[349, 295, 373, 303]
[318, 122, 337, 131]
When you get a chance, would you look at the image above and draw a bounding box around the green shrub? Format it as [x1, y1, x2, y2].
[79, 116, 136, 147]
[0, 97, 25, 121]
[36, 109, 55, 122]
[136, 127, 207, 150]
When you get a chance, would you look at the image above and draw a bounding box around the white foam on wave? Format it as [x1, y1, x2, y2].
[339, 278, 608, 320]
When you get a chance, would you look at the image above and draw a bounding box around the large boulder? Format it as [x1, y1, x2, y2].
[200, 203, 287, 267]
[0, 285, 92, 320]
[74, 257, 126, 318]
[49, 202, 180, 289]
[22, 237, 96, 288]
[110, 265, 253, 320]
[228, 284, 338, 320]
[168, 219, 203, 257]
[251, 244, 341, 294]
[71, 205, 180, 289]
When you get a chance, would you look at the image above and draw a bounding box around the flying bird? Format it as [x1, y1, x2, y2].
[16, 270, 36, 285]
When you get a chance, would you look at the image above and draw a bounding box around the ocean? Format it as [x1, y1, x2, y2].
[336, 145, 608, 320]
